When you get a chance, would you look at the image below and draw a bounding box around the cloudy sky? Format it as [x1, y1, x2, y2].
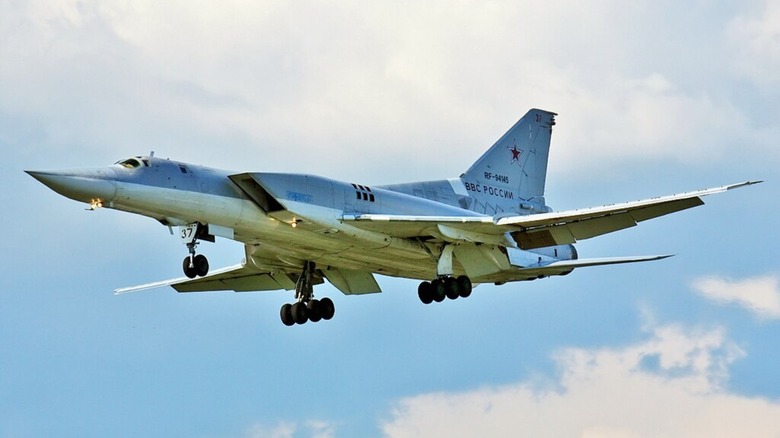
[2, 1, 779, 436]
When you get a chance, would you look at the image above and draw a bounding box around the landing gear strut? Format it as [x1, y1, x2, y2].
[417, 275, 472, 304]
[181, 223, 209, 279]
[417, 244, 473, 304]
[280, 261, 335, 326]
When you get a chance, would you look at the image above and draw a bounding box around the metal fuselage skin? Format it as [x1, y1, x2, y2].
[28, 155, 575, 284]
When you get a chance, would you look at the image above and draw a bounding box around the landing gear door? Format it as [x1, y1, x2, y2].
[180, 223, 199, 244]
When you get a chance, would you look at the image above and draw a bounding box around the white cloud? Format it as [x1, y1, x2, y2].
[246, 420, 336, 438]
[692, 275, 780, 319]
[247, 421, 296, 438]
[306, 420, 337, 438]
[3, 1, 776, 181]
[727, 0, 780, 88]
[381, 322, 780, 437]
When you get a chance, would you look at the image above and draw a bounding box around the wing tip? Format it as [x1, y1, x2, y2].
[727, 180, 763, 190]
[113, 280, 181, 295]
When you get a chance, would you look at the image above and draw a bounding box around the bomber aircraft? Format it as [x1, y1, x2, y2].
[27, 109, 760, 326]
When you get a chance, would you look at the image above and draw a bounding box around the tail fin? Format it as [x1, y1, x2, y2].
[461, 109, 556, 215]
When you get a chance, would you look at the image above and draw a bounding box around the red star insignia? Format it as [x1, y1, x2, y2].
[508, 141, 523, 163]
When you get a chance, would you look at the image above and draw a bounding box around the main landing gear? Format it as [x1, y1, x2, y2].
[417, 275, 472, 304]
[280, 262, 335, 326]
[418, 245, 473, 304]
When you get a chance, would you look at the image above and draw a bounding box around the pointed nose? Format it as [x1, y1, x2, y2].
[26, 168, 117, 204]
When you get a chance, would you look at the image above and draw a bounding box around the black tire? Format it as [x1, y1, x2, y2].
[432, 279, 446, 303]
[182, 257, 197, 279]
[193, 254, 209, 277]
[307, 299, 322, 322]
[457, 275, 472, 298]
[418, 281, 433, 304]
[291, 302, 308, 324]
[320, 297, 335, 320]
[280, 303, 295, 326]
[444, 277, 459, 300]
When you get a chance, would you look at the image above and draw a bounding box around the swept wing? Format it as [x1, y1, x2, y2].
[114, 263, 297, 294]
[115, 250, 381, 295]
[341, 181, 760, 249]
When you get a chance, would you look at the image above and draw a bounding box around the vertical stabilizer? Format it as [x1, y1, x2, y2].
[461, 109, 556, 215]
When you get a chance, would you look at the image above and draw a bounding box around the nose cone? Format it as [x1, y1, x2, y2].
[26, 168, 117, 204]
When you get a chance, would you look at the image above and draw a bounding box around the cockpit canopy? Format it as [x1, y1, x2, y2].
[115, 157, 151, 169]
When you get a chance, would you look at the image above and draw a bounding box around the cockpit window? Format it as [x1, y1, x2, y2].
[116, 158, 143, 169]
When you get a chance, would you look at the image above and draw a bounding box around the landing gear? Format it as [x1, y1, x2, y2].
[279, 262, 336, 326]
[181, 223, 210, 279]
[183, 254, 209, 279]
[418, 275, 472, 304]
[417, 244, 473, 304]
[280, 303, 294, 326]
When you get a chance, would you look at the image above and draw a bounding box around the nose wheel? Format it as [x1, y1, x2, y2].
[181, 223, 210, 278]
[183, 253, 209, 278]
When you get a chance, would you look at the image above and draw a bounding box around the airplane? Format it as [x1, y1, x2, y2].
[26, 109, 760, 326]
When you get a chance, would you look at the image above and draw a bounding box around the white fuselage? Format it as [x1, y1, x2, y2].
[28, 155, 576, 285]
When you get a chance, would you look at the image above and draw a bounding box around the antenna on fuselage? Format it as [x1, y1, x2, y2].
[150, 151, 155, 157]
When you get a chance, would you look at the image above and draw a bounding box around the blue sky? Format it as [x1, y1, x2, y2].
[2, 1, 779, 436]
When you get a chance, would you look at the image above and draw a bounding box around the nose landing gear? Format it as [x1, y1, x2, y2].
[182, 252, 209, 279]
[181, 223, 210, 278]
